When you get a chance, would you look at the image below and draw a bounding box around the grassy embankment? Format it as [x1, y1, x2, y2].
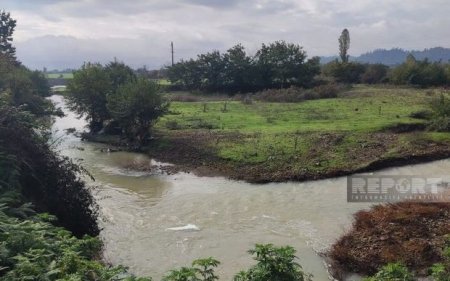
[141, 85, 450, 182]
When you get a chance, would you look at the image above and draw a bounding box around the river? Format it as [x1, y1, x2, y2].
[50, 95, 450, 280]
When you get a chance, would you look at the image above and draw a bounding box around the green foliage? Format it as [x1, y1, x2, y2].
[67, 60, 167, 145]
[389, 55, 448, 87]
[66, 63, 112, 132]
[363, 263, 414, 281]
[427, 236, 450, 281]
[107, 78, 169, 145]
[104, 60, 137, 93]
[339, 29, 350, 63]
[254, 41, 319, 89]
[167, 41, 320, 93]
[0, 11, 17, 58]
[427, 94, 450, 132]
[0, 104, 99, 236]
[430, 263, 450, 281]
[233, 244, 312, 281]
[361, 64, 389, 84]
[223, 44, 253, 92]
[162, 257, 220, 281]
[322, 60, 366, 83]
[0, 203, 152, 281]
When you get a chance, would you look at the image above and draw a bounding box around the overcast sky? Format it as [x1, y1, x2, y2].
[2, 0, 450, 70]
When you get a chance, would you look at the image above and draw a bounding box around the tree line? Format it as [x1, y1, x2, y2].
[167, 41, 321, 93]
[166, 30, 450, 92]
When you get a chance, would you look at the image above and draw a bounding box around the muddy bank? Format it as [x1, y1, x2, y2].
[328, 202, 450, 279]
[82, 130, 450, 183]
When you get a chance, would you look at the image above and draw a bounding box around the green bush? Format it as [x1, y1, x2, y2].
[233, 244, 312, 281]
[363, 263, 414, 281]
[427, 94, 450, 132]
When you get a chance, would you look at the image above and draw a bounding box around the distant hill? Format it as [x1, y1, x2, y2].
[321, 47, 450, 66]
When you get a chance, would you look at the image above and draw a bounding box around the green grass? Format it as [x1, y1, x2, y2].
[157, 87, 428, 133]
[152, 78, 171, 85]
[46, 73, 73, 79]
[152, 86, 450, 179]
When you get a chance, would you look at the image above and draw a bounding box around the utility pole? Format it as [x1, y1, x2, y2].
[171, 41, 174, 66]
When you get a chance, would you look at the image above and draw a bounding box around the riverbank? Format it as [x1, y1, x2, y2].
[329, 202, 450, 279]
[85, 85, 450, 183]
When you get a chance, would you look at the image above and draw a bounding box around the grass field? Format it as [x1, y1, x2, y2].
[149, 85, 450, 182]
[159, 86, 427, 133]
[46, 73, 74, 79]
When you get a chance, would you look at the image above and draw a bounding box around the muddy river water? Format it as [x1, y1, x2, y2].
[50, 95, 450, 280]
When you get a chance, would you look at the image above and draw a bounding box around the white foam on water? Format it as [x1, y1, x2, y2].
[166, 224, 200, 231]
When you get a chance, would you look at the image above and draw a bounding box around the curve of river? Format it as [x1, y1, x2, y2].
[50, 95, 450, 280]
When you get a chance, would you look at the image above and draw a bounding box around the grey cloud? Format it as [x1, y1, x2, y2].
[5, 0, 450, 69]
[181, 0, 241, 8]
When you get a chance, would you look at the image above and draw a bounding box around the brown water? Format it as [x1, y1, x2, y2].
[50, 95, 450, 280]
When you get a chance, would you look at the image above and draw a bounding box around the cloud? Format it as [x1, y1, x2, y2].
[3, 0, 450, 69]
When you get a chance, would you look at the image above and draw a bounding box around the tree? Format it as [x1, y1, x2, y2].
[223, 44, 253, 92]
[167, 59, 203, 90]
[104, 60, 137, 93]
[339, 29, 350, 63]
[66, 63, 112, 132]
[389, 55, 449, 87]
[254, 41, 317, 89]
[197, 50, 226, 92]
[0, 10, 17, 59]
[107, 78, 169, 145]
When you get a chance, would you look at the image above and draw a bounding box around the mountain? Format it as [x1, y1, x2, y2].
[321, 47, 450, 66]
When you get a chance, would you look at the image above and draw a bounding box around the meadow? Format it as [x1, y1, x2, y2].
[150, 85, 450, 182]
[46, 72, 74, 79]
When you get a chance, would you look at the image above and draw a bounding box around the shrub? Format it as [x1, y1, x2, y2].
[427, 94, 450, 132]
[166, 120, 182, 130]
[427, 117, 450, 132]
[107, 78, 169, 145]
[410, 109, 434, 120]
[233, 244, 312, 281]
[363, 263, 414, 281]
[0, 105, 99, 237]
[252, 83, 344, 103]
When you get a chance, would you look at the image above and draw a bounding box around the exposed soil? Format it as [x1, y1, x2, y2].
[138, 130, 450, 183]
[328, 202, 450, 279]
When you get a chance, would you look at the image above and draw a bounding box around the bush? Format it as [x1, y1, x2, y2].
[0, 105, 99, 237]
[252, 83, 344, 103]
[363, 263, 414, 281]
[107, 78, 169, 145]
[361, 64, 389, 84]
[322, 60, 366, 83]
[410, 109, 434, 120]
[427, 117, 450, 132]
[426, 94, 450, 132]
[389, 56, 449, 87]
[233, 244, 312, 281]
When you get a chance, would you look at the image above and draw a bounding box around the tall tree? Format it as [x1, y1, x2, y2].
[254, 41, 313, 88]
[223, 44, 253, 92]
[66, 63, 112, 132]
[0, 11, 17, 59]
[339, 28, 350, 63]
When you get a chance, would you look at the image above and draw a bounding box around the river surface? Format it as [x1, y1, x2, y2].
[50, 95, 450, 280]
